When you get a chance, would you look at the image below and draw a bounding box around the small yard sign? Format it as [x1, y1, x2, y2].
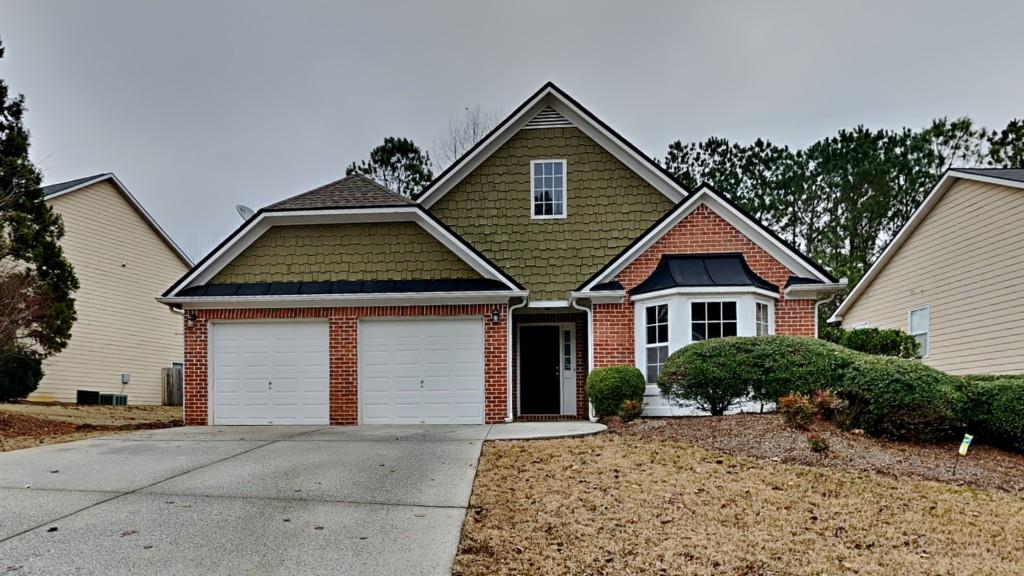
[959, 434, 974, 457]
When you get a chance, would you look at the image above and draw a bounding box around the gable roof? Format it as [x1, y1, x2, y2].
[578, 184, 839, 293]
[831, 168, 1024, 322]
[265, 174, 412, 211]
[41, 173, 192, 266]
[415, 82, 688, 208]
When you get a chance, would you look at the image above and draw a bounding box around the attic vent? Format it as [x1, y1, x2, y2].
[524, 106, 572, 129]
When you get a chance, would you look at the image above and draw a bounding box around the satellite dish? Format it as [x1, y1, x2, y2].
[235, 204, 256, 221]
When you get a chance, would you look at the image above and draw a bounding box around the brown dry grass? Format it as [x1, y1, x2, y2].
[0, 403, 182, 452]
[454, 434, 1024, 576]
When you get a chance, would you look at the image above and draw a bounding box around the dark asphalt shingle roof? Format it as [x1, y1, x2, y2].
[41, 173, 109, 197]
[785, 276, 826, 288]
[178, 278, 510, 297]
[265, 174, 412, 211]
[953, 168, 1024, 183]
[631, 254, 777, 295]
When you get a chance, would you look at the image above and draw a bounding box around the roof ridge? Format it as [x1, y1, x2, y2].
[264, 173, 412, 211]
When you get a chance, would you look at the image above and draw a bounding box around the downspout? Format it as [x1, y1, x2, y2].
[505, 296, 528, 423]
[570, 296, 598, 422]
[815, 292, 839, 338]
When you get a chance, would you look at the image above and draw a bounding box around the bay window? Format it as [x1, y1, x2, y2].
[644, 304, 669, 384]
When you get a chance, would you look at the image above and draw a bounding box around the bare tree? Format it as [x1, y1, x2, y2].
[434, 106, 500, 171]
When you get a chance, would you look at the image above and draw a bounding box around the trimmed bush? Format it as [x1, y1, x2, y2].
[586, 366, 645, 418]
[958, 376, 1024, 450]
[0, 348, 44, 402]
[657, 337, 760, 415]
[745, 337, 858, 402]
[837, 355, 962, 441]
[821, 326, 920, 358]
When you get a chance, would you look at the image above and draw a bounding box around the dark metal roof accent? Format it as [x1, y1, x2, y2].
[952, 168, 1024, 183]
[784, 276, 825, 288]
[590, 280, 624, 292]
[265, 174, 412, 211]
[176, 278, 512, 298]
[631, 254, 778, 296]
[42, 174, 109, 197]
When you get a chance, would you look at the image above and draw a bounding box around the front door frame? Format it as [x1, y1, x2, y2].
[516, 322, 575, 416]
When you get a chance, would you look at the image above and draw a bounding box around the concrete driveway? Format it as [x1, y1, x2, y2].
[0, 425, 489, 575]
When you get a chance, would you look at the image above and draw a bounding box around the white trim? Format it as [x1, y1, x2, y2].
[831, 170, 1024, 322]
[417, 84, 686, 208]
[579, 187, 832, 292]
[630, 285, 781, 302]
[44, 173, 192, 265]
[641, 301, 670, 385]
[784, 281, 848, 299]
[527, 299, 571, 308]
[506, 298, 528, 422]
[515, 322, 576, 417]
[568, 290, 625, 304]
[568, 296, 597, 422]
[159, 290, 528, 309]
[908, 305, 930, 358]
[164, 206, 521, 297]
[529, 159, 567, 220]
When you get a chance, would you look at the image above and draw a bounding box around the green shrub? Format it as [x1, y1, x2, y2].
[657, 337, 760, 415]
[958, 376, 1024, 450]
[820, 326, 920, 358]
[837, 355, 962, 441]
[0, 348, 44, 402]
[586, 366, 645, 418]
[745, 336, 858, 402]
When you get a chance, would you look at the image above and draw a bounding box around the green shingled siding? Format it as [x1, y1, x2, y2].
[212, 222, 480, 283]
[429, 127, 676, 300]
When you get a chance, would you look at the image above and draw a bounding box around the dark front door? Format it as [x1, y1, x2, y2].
[519, 325, 561, 414]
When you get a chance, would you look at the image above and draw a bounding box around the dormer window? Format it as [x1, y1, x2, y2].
[531, 160, 566, 219]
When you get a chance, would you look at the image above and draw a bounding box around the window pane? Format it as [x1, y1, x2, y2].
[658, 346, 669, 363]
[691, 302, 705, 321]
[692, 323, 706, 341]
[723, 322, 737, 337]
[916, 333, 928, 356]
[552, 162, 562, 176]
[552, 201, 563, 216]
[723, 301, 737, 320]
[708, 323, 722, 339]
[910, 307, 929, 334]
[646, 325, 657, 344]
[708, 302, 721, 320]
[533, 203, 543, 216]
[646, 365, 659, 384]
[552, 187, 563, 203]
[646, 306, 656, 325]
[657, 304, 668, 323]
[553, 175, 562, 189]
[657, 324, 668, 343]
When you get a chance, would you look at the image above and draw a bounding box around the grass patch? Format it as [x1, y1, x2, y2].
[454, 433, 1024, 575]
[0, 403, 182, 452]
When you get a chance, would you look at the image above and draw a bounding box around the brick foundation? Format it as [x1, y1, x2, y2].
[592, 204, 818, 369]
[183, 304, 508, 426]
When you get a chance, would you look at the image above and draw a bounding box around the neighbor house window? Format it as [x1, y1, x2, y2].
[644, 304, 669, 383]
[755, 302, 770, 336]
[691, 301, 737, 341]
[531, 160, 566, 218]
[909, 306, 929, 356]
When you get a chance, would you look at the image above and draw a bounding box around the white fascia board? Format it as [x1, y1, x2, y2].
[629, 286, 780, 303]
[46, 173, 192, 265]
[418, 87, 686, 208]
[830, 172, 964, 322]
[166, 206, 520, 297]
[568, 291, 625, 304]
[947, 170, 1024, 190]
[157, 290, 528, 310]
[526, 299, 571, 308]
[581, 189, 831, 292]
[784, 281, 848, 300]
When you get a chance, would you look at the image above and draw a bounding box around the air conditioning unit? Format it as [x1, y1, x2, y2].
[77, 390, 100, 405]
[98, 394, 128, 406]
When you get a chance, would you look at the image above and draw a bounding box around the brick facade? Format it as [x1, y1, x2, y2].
[183, 304, 508, 426]
[511, 312, 588, 419]
[592, 204, 817, 369]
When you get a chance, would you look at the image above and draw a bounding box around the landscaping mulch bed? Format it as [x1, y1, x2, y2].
[454, 434, 1024, 576]
[0, 404, 182, 452]
[606, 415, 1024, 496]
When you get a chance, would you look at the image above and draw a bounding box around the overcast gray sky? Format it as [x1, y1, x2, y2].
[3, 0, 1023, 259]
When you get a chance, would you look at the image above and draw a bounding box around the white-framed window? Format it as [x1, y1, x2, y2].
[562, 328, 573, 371]
[531, 160, 566, 219]
[691, 300, 738, 341]
[644, 303, 669, 384]
[909, 306, 929, 357]
[755, 301, 771, 336]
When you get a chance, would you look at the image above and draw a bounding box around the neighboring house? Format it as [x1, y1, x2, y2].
[831, 168, 1024, 375]
[32, 174, 192, 404]
[159, 83, 844, 426]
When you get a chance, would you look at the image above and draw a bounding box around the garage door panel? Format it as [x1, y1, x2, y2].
[359, 318, 485, 425]
[211, 322, 329, 425]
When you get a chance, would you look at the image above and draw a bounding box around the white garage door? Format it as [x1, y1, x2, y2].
[210, 321, 329, 425]
[359, 318, 485, 425]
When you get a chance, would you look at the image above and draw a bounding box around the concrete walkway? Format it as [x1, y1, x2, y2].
[0, 423, 603, 575]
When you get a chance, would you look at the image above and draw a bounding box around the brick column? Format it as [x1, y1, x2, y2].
[329, 315, 358, 424]
[183, 313, 209, 425]
[483, 304, 509, 424]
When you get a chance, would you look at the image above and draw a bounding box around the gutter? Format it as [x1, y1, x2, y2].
[505, 296, 529, 422]
[156, 290, 529, 309]
[569, 295, 598, 422]
[815, 292, 840, 338]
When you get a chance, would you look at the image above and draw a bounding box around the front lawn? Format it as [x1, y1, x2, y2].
[454, 425, 1024, 575]
[0, 403, 182, 452]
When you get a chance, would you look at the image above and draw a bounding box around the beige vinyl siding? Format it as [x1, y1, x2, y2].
[841, 179, 1024, 375]
[31, 181, 190, 404]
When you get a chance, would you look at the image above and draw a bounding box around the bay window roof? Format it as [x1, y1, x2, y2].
[631, 254, 777, 295]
